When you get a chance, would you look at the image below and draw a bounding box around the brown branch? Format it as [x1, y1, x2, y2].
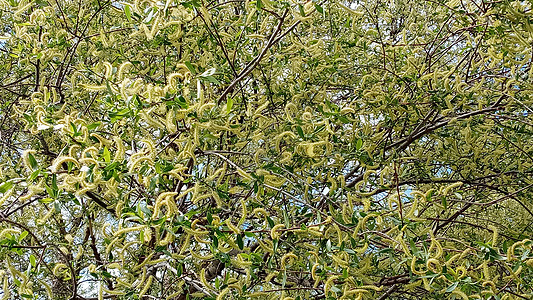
[217, 9, 289, 104]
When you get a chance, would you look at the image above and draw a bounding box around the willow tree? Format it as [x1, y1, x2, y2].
[0, 0, 532, 299]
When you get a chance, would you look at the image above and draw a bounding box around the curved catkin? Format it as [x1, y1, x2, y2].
[280, 253, 297, 268]
[323, 275, 339, 295]
[411, 256, 426, 275]
[216, 288, 229, 300]
[50, 156, 79, 173]
[426, 258, 442, 273]
[270, 224, 285, 240]
[52, 263, 69, 278]
[264, 271, 279, 283]
[0, 0, 532, 298]
[441, 181, 463, 196]
[225, 218, 241, 234]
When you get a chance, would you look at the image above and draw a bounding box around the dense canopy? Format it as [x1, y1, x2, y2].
[0, 0, 532, 299]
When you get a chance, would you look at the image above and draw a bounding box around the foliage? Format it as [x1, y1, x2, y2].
[0, 0, 532, 299]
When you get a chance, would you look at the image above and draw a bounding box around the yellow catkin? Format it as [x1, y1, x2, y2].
[429, 232, 443, 259]
[74, 245, 84, 261]
[52, 263, 69, 278]
[98, 282, 103, 300]
[36, 208, 55, 225]
[233, 254, 252, 268]
[488, 225, 498, 246]
[139, 275, 153, 297]
[411, 256, 426, 275]
[451, 289, 470, 300]
[216, 288, 229, 300]
[482, 262, 490, 280]
[281, 253, 297, 268]
[199, 268, 213, 290]
[226, 219, 241, 234]
[422, 277, 431, 291]
[482, 281, 497, 293]
[39, 280, 53, 299]
[456, 266, 467, 279]
[190, 249, 214, 260]
[0, 188, 14, 207]
[102, 287, 126, 295]
[395, 233, 410, 254]
[270, 224, 285, 240]
[324, 275, 339, 295]
[114, 225, 145, 236]
[355, 242, 369, 254]
[264, 271, 279, 283]
[50, 156, 79, 173]
[446, 253, 462, 266]
[311, 263, 320, 281]
[426, 258, 442, 274]
[441, 181, 463, 196]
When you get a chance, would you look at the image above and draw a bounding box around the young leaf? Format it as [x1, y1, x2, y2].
[0, 181, 13, 194]
[236, 234, 244, 250]
[227, 97, 234, 114]
[124, 4, 132, 22]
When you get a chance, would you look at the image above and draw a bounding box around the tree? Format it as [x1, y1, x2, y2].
[0, 0, 532, 299]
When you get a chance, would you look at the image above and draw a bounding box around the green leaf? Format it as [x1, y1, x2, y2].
[104, 161, 119, 171]
[184, 61, 197, 74]
[338, 115, 350, 123]
[125, 4, 132, 22]
[29, 170, 40, 182]
[39, 197, 54, 204]
[201, 75, 220, 85]
[52, 174, 58, 193]
[30, 254, 36, 267]
[103, 146, 111, 163]
[87, 122, 101, 131]
[236, 234, 244, 250]
[101, 271, 112, 278]
[19, 231, 28, 241]
[283, 209, 290, 228]
[105, 80, 113, 95]
[314, 3, 324, 14]
[176, 95, 188, 109]
[207, 212, 213, 224]
[140, 203, 153, 217]
[28, 153, 38, 170]
[296, 126, 305, 138]
[356, 138, 363, 150]
[266, 216, 275, 228]
[445, 281, 459, 293]
[0, 181, 13, 193]
[227, 97, 234, 114]
[298, 4, 305, 16]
